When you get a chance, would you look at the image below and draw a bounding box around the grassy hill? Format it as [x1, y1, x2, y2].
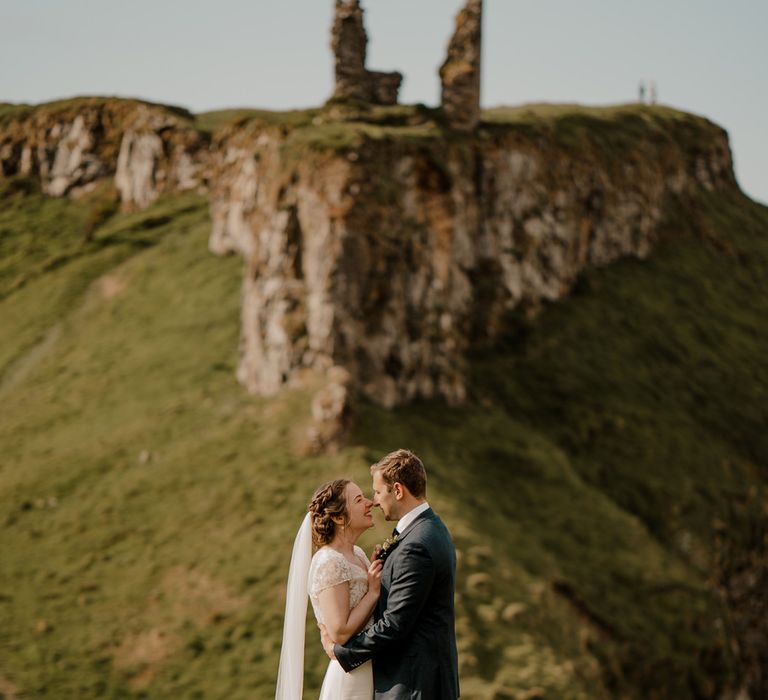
[1, 161, 767, 699]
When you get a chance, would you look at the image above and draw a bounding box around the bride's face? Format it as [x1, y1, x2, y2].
[344, 482, 374, 532]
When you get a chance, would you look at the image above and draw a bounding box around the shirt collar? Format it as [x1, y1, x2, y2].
[395, 502, 430, 536]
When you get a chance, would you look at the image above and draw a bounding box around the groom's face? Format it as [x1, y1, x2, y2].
[372, 470, 398, 521]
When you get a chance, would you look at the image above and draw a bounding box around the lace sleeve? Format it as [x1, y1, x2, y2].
[310, 549, 351, 596]
[353, 545, 371, 568]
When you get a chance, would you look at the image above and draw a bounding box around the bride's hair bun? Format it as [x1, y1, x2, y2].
[308, 479, 350, 548]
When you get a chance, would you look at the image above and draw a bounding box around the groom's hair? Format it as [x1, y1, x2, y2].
[371, 449, 427, 498]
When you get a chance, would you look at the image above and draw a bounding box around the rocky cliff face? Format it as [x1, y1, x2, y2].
[0, 99, 738, 418]
[0, 98, 206, 208]
[208, 106, 737, 413]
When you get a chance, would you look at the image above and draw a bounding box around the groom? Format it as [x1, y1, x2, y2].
[322, 448, 460, 699]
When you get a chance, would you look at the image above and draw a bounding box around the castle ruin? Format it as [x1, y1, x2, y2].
[331, 0, 483, 129]
[331, 0, 403, 106]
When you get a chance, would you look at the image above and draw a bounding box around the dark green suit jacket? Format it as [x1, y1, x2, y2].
[335, 508, 460, 699]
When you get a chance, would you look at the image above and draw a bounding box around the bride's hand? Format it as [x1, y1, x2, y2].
[318, 623, 336, 660]
[367, 558, 383, 596]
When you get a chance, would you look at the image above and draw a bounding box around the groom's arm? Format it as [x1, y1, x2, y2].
[334, 541, 435, 672]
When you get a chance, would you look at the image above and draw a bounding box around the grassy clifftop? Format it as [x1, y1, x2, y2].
[1, 96, 730, 148]
[0, 114, 766, 699]
[198, 100, 731, 162]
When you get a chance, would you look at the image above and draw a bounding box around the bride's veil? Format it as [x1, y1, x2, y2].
[275, 512, 312, 700]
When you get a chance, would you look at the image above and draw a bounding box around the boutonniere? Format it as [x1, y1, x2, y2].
[376, 534, 400, 561]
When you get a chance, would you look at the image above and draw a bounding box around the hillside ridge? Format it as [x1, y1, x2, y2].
[0, 100, 767, 698]
[0, 97, 739, 453]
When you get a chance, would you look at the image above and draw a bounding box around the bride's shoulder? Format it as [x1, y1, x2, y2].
[309, 547, 351, 591]
[311, 546, 342, 566]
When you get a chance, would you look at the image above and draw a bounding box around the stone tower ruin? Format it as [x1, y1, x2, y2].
[440, 0, 483, 131]
[331, 0, 403, 105]
[330, 0, 483, 128]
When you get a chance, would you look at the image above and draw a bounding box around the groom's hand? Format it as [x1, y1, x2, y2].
[319, 623, 337, 660]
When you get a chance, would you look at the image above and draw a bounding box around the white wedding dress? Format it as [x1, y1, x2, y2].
[275, 515, 373, 700]
[308, 546, 374, 699]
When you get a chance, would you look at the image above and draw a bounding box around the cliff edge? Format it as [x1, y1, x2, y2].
[0, 99, 739, 433]
[205, 103, 736, 424]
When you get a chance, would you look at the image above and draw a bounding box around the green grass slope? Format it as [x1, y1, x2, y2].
[0, 173, 766, 700]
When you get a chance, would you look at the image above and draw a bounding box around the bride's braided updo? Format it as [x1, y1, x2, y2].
[308, 479, 350, 549]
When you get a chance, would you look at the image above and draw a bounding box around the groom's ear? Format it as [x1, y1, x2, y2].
[393, 482, 405, 500]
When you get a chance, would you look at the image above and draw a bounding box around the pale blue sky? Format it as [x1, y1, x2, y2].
[2, 1, 766, 203]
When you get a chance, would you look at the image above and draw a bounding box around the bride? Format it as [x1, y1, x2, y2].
[276, 479, 383, 699]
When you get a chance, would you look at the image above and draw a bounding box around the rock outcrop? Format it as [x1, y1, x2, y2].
[304, 365, 354, 453]
[440, 0, 483, 131]
[0, 98, 206, 208]
[0, 98, 739, 416]
[114, 107, 204, 210]
[207, 107, 737, 409]
[331, 0, 403, 106]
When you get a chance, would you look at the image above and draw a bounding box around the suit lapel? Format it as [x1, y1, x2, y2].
[383, 508, 434, 570]
[377, 508, 435, 618]
[397, 507, 434, 542]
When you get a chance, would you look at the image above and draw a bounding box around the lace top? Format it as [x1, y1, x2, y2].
[308, 545, 373, 630]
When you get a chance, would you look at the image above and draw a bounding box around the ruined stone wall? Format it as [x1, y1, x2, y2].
[331, 0, 402, 106]
[440, 0, 483, 131]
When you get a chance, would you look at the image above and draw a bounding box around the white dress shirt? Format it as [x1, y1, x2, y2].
[395, 501, 430, 536]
